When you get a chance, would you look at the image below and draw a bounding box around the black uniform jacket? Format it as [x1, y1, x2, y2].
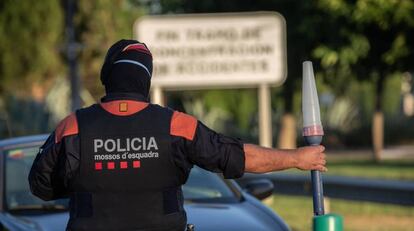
[28, 95, 246, 201]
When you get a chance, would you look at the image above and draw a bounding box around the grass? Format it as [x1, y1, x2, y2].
[268, 194, 414, 231]
[325, 159, 414, 180]
[284, 159, 414, 181]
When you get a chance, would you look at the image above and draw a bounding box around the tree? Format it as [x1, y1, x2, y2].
[0, 0, 64, 95]
[0, 0, 64, 137]
[313, 0, 414, 160]
[0, 0, 145, 137]
[75, 0, 145, 98]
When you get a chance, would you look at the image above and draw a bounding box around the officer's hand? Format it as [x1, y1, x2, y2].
[294, 145, 327, 172]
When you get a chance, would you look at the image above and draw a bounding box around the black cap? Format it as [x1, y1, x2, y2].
[100, 39, 153, 97]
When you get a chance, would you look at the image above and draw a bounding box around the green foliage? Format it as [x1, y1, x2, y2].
[202, 89, 257, 132]
[315, 0, 414, 82]
[175, 89, 258, 140]
[0, 0, 145, 138]
[76, 0, 145, 97]
[383, 73, 402, 116]
[0, 0, 144, 96]
[0, 0, 63, 92]
[310, 0, 414, 147]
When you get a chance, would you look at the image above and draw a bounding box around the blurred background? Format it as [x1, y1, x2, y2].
[0, 0, 413, 230]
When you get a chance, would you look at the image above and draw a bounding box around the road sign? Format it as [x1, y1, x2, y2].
[134, 12, 287, 89]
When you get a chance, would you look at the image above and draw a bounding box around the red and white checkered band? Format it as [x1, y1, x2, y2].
[303, 125, 324, 136]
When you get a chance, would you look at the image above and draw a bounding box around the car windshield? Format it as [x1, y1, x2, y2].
[182, 166, 239, 203]
[5, 146, 68, 212]
[4, 144, 239, 212]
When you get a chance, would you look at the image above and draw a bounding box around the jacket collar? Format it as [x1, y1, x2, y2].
[101, 92, 148, 103]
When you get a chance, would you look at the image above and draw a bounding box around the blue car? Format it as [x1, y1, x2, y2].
[0, 135, 290, 231]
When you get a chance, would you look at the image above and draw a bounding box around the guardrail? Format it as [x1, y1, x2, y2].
[237, 173, 414, 206]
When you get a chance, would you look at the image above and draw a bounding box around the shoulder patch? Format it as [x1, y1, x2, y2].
[170, 111, 197, 141]
[55, 113, 79, 143]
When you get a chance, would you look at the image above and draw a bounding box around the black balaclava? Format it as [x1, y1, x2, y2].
[100, 39, 153, 100]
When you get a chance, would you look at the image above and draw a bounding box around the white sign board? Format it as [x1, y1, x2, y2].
[135, 12, 287, 89]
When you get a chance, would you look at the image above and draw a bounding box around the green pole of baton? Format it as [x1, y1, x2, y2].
[302, 61, 343, 231]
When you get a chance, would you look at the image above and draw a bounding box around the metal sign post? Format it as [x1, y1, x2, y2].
[151, 86, 165, 106]
[258, 84, 272, 147]
[302, 61, 343, 231]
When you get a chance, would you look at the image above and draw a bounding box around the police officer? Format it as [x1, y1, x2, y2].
[29, 40, 327, 231]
